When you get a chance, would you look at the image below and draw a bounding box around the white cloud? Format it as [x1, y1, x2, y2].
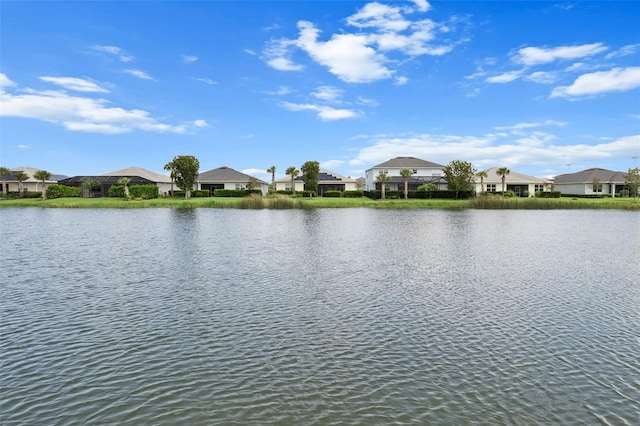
[263, 39, 303, 71]
[494, 120, 567, 132]
[193, 119, 208, 127]
[194, 77, 217, 85]
[182, 55, 198, 63]
[605, 43, 640, 59]
[514, 43, 608, 66]
[17, 144, 30, 149]
[486, 70, 523, 83]
[394, 76, 409, 86]
[0, 73, 16, 87]
[346, 2, 411, 32]
[267, 86, 293, 96]
[39, 76, 108, 93]
[525, 71, 558, 84]
[311, 86, 343, 102]
[411, 0, 431, 13]
[91, 44, 134, 62]
[550, 67, 640, 98]
[321, 159, 346, 170]
[267, 56, 304, 71]
[281, 101, 359, 121]
[124, 69, 153, 80]
[1, 76, 200, 134]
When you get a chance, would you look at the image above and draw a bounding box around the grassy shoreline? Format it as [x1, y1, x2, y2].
[1, 196, 639, 210]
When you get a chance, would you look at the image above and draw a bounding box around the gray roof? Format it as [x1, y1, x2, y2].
[101, 166, 171, 183]
[198, 166, 266, 184]
[4, 166, 66, 183]
[371, 157, 445, 169]
[275, 169, 357, 183]
[476, 167, 546, 184]
[553, 168, 626, 184]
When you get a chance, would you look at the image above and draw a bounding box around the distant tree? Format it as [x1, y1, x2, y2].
[172, 155, 200, 199]
[624, 167, 640, 198]
[0, 166, 11, 198]
[443, 160, 476, 199]
[83, 179, 101, 197]
[376, 172, 391, 200]
[246, 176, 261, 191]
[301, 161, 320, 194]
[118, 177, 131, 199]
[34, 170, 51, 200]
[496, 167, 511, 196]
[286, 166, 299, 194]
[417, 182, 438, 199]
[476, 170, 488, 194]
[266, 166, 276, 192]
[13, 171, 29, 196]
[400, 169, 413, 199]
[164, 160, 177, 196]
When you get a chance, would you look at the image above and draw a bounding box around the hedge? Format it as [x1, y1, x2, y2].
[324, 190, 341, 197]
[129, 184, 159, 199]
[108, 185, 126, 198]
[343, 190, 364, 198]
[214, 189, 251, 197]
[46, 184, 81, 199]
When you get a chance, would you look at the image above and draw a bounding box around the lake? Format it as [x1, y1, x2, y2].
[1, 208, 639, 425]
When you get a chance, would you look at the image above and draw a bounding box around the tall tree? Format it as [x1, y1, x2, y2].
[266, 166, 276, 192]
[164, 160, 177, 197]
[13, 171, 29, 196]
[496, 167, 511, 196]
[376, 172, 391, 200]
[476, 170, 488, 194]
[172, 155, 200, 199]
[624, 167, 640, 198]
[0, 166, 11, 198]
[443, 160, 476, 199]
[286, 166, 299, 194]
[34, 170, 51, 200]
[118, 177, 131, 199]
[300, 161, 320, 195]
[400, 169, 413, 200]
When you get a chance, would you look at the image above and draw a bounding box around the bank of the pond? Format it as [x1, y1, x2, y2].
[2, 196, 640, 210]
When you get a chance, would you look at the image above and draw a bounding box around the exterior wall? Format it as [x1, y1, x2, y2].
[365, 166, 444, 191]
[6, 181, 51, 192]
[554, 183, 587, 195]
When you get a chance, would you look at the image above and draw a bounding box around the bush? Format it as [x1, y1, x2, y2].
[214, 189, 248, 197]
[299, 190, 316, 197]
[108, 185, 126, 197]
[619, 189, 630, 197]
[23, 191, 42, 198]
[343, 190, 364, 198]
[189, 189, 210, 197]
[129, 184, 159, 199]
[324, 190, 341, 197]
[46, 184, 81, 199]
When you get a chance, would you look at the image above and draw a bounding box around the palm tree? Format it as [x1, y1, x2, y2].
[376, 172, 391, 200]
[476, 170, 488, 194]
[34, 170, 51, 200]
[13, 171, 29, 197]
[285, 166, 299, 194]
[496, 167, 510, 195]
[164, 160, 176, 196]
[400, 169, 413, 200]
[266, 166, 276, 193]
[0, 166, 11, 198]
[118, 177, 131, 199]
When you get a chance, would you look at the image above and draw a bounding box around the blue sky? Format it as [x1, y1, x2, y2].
[1, 1, 639, 181]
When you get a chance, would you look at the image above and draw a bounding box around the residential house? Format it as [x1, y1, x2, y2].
[198, 166, 269, 195]
[102, 167, 173, 195]
[552, 168, 628, 197]
[364, 157, 447, 191]
[2, 166, 66, 194]
[475, 167, 549, 197]
[274, 169, 359, 195]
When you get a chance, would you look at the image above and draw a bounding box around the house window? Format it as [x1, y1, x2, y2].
[432, 171, 441, 176]
[593, 184, 603, 193]
[235, 183, 245, 190]
[534, 184, 544, 192]
[487, 184, 496, 192]
[412, 169, 418, 174]
[378, 169, 388, 174]
[285, 183, 292, 191]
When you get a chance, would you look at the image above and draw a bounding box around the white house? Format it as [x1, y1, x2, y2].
[274, 169, 359, 195]
[364, 157, 447, 191]
[552, 168, 627, 197]
[198, 166, 269, 195]
[2, 166, 66, 193]
[475, 167, 549, 197]
[102, 166, 173, 195]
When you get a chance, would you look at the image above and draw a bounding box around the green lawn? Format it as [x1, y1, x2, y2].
[1, 195, 639, 210]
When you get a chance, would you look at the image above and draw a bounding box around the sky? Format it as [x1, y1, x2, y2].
[1, 1, 639, 181]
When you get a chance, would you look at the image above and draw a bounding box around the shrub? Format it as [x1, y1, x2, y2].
[343, 190, 364, 198]
[23, 191, 42, 199]
[324, 190, 341, 197]
[619, 189, 630, 197]
[108, 185, 126, 197]
[300, 190, 316, 197]
[129, 184, 159, 199]
[275, 190, 292, 195]
[46, 184, 81, 199]
[214, 189, 248, 197]
[190, 190, 210, 197]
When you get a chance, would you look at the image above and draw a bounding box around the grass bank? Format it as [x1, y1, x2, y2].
[1, 196, 639, 210]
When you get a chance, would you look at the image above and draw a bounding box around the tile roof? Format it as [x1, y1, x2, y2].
[198, 166, 266, 184]
[275, 169, 357, 183]
[477, 167, 546, 184]
[4, 166, 66, 182]
[552, 168, 626, 184]
[101, 166, 171, 183]
[371, 157, 445, 169]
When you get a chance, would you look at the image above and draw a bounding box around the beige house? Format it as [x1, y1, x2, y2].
[364, 157, 447, 191]
[198, 166, 269, 195]
[102, 167, 173, 195]
[552, 168, 628, 197]
[2, 166, 66, 193]
[274, 169, 359, 195]
[475, 167, 549, 197]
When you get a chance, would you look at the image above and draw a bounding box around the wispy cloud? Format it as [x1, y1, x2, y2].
[1, 74, 205, 135]
[194, 77, 217, 85]
[550, 67, 640, 99]
[182, 55, 198, 64]
[262, 1, 464, 83]
[281, 101, 359, 121]
[513, 43, 607, 66]
[123, 69, 153, 80]
[311, 86, 344, 103]
[39, 76, 108, 93]
[90, 44, 134, 62]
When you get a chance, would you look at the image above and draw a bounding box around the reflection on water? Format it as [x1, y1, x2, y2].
[1, 208, 639, 425]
